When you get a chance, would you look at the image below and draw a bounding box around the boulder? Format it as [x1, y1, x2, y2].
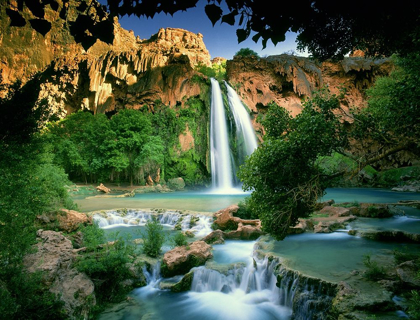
[319, 206, 351, 217]
[224, 223, 265, 240]
[212, 205, 264, 240]
[313, 221, 345, 233]
[167, 177, 185, 191]
[354, 203, 393, 218]
[396, 261, 420, 287]
[288, 219, 314, 234]
[37, 209, 92, 233]
[202, 230, 225, 244]
[96, 183, 111, 193]
[24, 230, 96, 319]
[161, 240, 212, 277]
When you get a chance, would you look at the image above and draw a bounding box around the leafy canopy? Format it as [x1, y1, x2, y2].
[238, 89, 348, 239]
[7, 0, 420, 60]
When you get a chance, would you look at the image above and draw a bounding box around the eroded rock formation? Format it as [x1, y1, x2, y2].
[24, 230, 96, 319]
[226, 54, 393, 137]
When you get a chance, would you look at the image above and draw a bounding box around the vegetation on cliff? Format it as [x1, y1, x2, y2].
[45, 96, 211, 187]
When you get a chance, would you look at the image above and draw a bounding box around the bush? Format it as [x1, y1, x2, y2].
[236, 197, 257, 219]
[408, 290, 420, 319]
[76, 224, 136, 304]
[142, 217, 165, 257]
[363, 254, 386, 280]
[234, 48, 259, 57]
[171, 231, 188, 248]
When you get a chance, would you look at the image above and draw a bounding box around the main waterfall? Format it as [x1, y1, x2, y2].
[210, 78, 235, 192]
[210, 78, 258, 193]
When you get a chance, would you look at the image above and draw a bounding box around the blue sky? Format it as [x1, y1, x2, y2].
[112, 1, 303, 60]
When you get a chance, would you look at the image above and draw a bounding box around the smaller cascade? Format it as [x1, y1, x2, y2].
[224, 81, 258, 159]
[92, 209, 213, 237]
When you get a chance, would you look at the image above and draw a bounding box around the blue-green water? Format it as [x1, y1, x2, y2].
[96, 187, 420, 320]
[75, 187, 420, 213]
[74, 190, 249, 213]
[322, 187, 420, 204]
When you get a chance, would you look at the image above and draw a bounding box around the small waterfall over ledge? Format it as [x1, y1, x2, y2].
[209, 78, 258, 194]
[133, 239, 337, 320]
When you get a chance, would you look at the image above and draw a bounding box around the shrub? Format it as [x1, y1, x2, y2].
[234, 48, 259, 57]
[236, 197, 257, 219]
[171, 231, 188, 248]
[363, 254, 386, 280]
[76, 224, 136, 304]
[408, 290, 420, 319]
[142, 217, 165, 257]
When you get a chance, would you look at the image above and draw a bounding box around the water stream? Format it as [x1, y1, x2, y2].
[127, 240, 293, 320]
[94, 188, 420, 319]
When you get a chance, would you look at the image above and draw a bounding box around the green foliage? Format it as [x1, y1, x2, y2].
[171, 231, 188, 248]
[239, 88, 348, 240]
[46, 97, 211, 187]
[362, 254, 386, 281]
[350, 54, 420, 167]
[0, 269, 66, 320]
[142, 217, 165, 257]
[408, 290, 420, 319]
[0, 80, 75, 319]
[234, 48, 259, 57]
[76, 223, 136, 304]
[236, 197, 257, 220]
[195, 61, 226, 80]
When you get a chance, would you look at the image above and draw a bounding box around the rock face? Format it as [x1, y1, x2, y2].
[161, 240, 213, 277]
[226, 54, 393, 137]
[24, 230, 96, 319]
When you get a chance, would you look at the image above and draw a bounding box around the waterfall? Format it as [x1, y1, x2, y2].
[187, 245, 293, 319]
[210, 78, 235, 192]
[210, 78, 258, 193]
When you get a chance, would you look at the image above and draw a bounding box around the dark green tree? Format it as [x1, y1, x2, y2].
[349, 53, 420, 168]
[0, 79, 75, 318]
[234, 48, 259, 57]
[238, 89, 348, 239]
[109, 109, 152, 185]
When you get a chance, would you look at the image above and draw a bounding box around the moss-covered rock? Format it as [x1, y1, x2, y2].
[171, 271, 194, 292]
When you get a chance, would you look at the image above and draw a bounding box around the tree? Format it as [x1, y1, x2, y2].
[234, 48, 259, 57]
[5, 0, 420, 60]
[109, 109, 152, 185]
[0, 79, 75, 318]
[238, 89, 348, 240]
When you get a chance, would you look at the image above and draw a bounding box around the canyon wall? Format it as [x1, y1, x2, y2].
[225, 54, 393, 138]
